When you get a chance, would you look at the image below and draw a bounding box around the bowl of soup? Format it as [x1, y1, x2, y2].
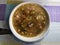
[9, 2, 50, 42]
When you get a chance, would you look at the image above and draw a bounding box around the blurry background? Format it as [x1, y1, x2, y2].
[0, 0, 60, 45]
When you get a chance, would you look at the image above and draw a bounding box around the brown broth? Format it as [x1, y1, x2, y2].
[12, 3, 49, 37]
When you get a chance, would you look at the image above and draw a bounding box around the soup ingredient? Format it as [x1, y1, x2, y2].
[12, 3, 48, 37]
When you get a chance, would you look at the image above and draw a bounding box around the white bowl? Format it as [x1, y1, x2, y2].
[9, 2, 50, 42]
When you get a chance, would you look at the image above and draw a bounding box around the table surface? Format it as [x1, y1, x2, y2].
[0, 0, 60, 45]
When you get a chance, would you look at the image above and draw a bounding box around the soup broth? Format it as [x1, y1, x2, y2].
[12, 3, 49, 37]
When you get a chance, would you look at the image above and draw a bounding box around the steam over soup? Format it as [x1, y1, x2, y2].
[12, 3, 49, 37]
